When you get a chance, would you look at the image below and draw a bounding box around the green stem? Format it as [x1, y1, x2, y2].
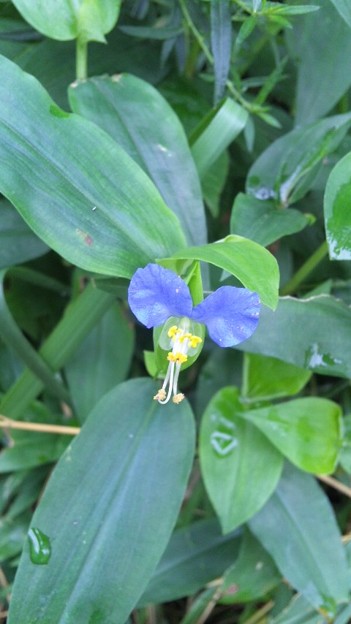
[179, 0, 213, 65]
[76, 37, 88, 81]
[280, 241, 329, 296]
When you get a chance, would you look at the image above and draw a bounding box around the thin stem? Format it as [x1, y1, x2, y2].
[243, 600, 274, 624]
[0, 415, 80, 436]
[179, 0, 213, 64]
[318, 474, 351, 499]
[280, 241, 329, 296]
[76, 37, 88, 81]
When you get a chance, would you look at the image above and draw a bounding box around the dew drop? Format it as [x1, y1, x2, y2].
[210, 431, 238, 456]
[28, 527, 51, 565]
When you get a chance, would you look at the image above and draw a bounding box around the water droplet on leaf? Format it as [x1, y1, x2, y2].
[28, 527, 51, 565]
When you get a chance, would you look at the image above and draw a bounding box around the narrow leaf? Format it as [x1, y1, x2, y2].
[191, 99, 248, 177]
[65, 303, 134, 422]
[68, 74, 207, 247]
[247, 114, 351, 207]
[249, 464, 349, 613]
[8, 378, 196, 624]
[210, 0, 232, 104]
[139, 519, 241, 605]
[0, 55, 186, 278]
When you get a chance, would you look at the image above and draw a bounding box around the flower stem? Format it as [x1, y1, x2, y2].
[280, 240, 329, 296]
[76, 37, 88, 81]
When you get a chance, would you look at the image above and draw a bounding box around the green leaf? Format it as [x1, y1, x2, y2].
[249, 463, 349, 613]
[0, 55, 186, 278]
[68, 73, 206, 247]
[12, 0, 121, 42]
[0, 200, 47, 268]
[199, 387, 283, 533]
[210, 0, 232, 104]
[8, 378, 196, 624]
[243, 398, 342, 474]
[170, 236, 279, 310]
[0, 282, 115, 419]
[65, 303, 134, 422]
[0, 269, 69, 402]
[220, 530, 281, 604]
[287, 1, 351, 124]
[243, 353, 311, 402]
[247, 114, 351, 207]
[139, 519, 241, 606]
[239, 295, 351, 379]
[202, 152, 229, 218]
[191, 98, 248, 177]
[270, 594, 328, 624]
[230, 193, 312, 246]
[324, 151, 351, 260]
[329, 0, 351, 28]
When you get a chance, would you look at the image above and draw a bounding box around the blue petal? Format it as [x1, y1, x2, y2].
[128, 263, 193, 328]
[191, 286, 260, 347]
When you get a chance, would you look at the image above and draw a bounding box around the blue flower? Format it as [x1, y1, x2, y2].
[128, 263, 260, 404]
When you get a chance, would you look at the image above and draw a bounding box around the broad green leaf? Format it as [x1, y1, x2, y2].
[249, 463, 349, 613]
[0, 55, 186, 278]
[8, 378, 196, 624]
[65, 303, 134, 422]
[287, 1, 351, 124]
[200, 387, 283, 533]
[170, 236, 279, 310]
[220, 530, 281, 604]
[68, 73, 207, 247]
[210, 0, 232, 104]
[239, 295, 351, 379]
[230, 193, 312, 246]
[243, 353, 311, 402]
[0, 200, 47, 268]
[324, 151, 351, 260]
[191, 98, 248, 177]
[243, 398, 342, 474]
[247, 114, 351, 207]
[139, 519, 241, 606]
[12, 0, 121, 43]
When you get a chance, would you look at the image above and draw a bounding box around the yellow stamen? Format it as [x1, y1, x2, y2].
[154, 321, 203, 405]
[167, 325, 179, 338]
[189, 336, 202, 348]
[167, 352, 188, 364]
[172, 393, 185, 404]
[153, 388, 167, 402]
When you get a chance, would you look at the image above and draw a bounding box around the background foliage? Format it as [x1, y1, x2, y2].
[0, 0, 350, 623]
